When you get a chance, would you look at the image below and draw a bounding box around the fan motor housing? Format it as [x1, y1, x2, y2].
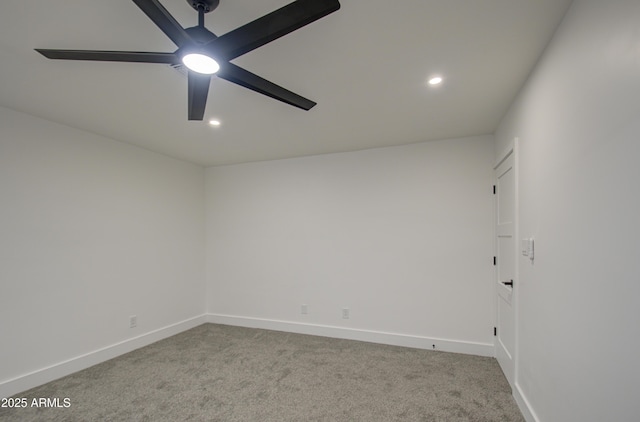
[185, 26, 217, 43]
[186, 0, 219, 13]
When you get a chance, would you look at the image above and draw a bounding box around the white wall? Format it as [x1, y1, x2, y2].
[0, 107, 206, 396]
[206, 135, 495, 353]
[495, 1, 640, 421]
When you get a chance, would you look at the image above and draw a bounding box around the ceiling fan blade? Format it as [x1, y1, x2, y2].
[205, 0, 340, 61]
[35, 49, 178, 64]
[132, 0, 191, 47]
[188, 71, 211, 120]
[217, 63, 316, 110]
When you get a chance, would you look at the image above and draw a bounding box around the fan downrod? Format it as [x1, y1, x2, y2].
[185, 0, 219, 13]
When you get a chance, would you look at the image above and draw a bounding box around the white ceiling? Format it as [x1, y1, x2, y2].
[0, 0, 572, 166]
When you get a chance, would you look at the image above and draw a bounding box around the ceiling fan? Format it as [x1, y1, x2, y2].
[35, 0, 340, 120]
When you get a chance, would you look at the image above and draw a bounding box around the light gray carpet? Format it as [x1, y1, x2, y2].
[0, 324, 524, 421]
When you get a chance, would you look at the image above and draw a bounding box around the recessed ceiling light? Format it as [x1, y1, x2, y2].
[208, 119, 221, 127]
[428, 76, 443, 86]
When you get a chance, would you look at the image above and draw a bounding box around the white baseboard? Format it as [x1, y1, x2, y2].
[2, 314, 494, 400]
[206, 313, 494, 357]
[513, 382, 539, 422]
[0, 314, 207, 399]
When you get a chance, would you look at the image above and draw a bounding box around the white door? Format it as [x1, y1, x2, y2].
[495, 151, 516, 385]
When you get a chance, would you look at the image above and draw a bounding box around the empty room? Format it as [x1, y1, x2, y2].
[1, 1, 639, 421]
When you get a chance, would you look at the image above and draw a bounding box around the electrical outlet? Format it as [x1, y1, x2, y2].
[129, 315, 137, 328]
[301, 304, 308, 315]
[342, 308, 350, 319]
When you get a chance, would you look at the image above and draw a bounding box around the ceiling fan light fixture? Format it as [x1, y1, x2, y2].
[35, 0, 341, 119]
[182, 53, 219, 75]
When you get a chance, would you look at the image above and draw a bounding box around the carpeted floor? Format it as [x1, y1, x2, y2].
[0, 324, 524, 421]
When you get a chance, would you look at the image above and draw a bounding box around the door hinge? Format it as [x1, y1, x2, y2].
[493, 185, 496, 194]
[493, 256, 497, 266]
[494, 327, 497, 336]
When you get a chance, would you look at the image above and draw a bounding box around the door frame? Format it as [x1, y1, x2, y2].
[494, 137, 519, 388]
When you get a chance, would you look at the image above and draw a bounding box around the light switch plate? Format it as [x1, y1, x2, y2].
[522, 238, 534, 260]
[521, 239, 530, 257]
